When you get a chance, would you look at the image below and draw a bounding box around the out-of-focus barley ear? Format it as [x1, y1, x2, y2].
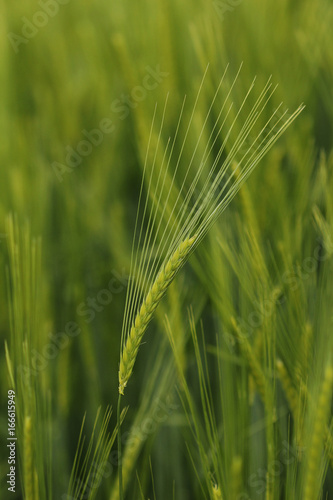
[34, 469, 40, 500]
[24, 416, 34, 500]
[313, 205, 333, 257]
[231, 317, 267, 406]
[110, 434, 141, 500]
[325, 426, 333, 470]
[299, 375, 333, 467]
[231, 160, 260, 240]
[248, 375, 256, 406]
[295, 322, 314, 383]
[301, 323, 314, 377]
[211, 482, 223, 499]
[276, 359, 304, 452]
[230, 456, 242, 499]
[304, 365, 333, 500]
[119, 235, 196, 395]
[5, 341, 15, 389]
[265, 470, 273, 500]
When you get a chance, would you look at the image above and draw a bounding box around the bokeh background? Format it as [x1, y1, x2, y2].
[1, 0, 333, 499]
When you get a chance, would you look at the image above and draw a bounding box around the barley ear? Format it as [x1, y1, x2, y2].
[119, 235, 196, 395]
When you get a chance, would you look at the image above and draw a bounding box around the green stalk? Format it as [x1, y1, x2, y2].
[117, 394, 123, 500]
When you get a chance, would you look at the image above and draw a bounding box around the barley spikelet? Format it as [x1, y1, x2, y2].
[119, 235, 196, 394]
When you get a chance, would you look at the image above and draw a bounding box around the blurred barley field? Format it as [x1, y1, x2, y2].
[1, 0, 333, 499]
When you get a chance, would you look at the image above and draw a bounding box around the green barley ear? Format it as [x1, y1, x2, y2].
[116, 71, 304, 498]
[119, 234, 196, 394]
[118, 69, 303, 399]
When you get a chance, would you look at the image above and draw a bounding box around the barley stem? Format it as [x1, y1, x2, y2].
[117, 394, 123, 500]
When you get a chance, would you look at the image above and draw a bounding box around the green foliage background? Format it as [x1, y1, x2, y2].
[1, 0, 333, 499]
